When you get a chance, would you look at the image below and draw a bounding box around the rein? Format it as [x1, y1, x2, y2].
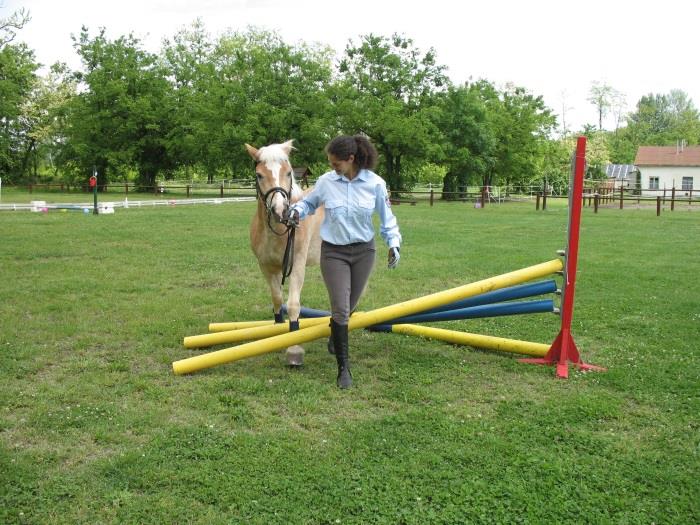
[256, 180, 297, 285]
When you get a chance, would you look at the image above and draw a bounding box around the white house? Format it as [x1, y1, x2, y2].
[634, 145, 700, 197]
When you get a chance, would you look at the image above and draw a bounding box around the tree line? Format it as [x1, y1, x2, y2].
[2, 11, 699, 195]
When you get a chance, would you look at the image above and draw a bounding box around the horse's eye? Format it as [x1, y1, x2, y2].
[256, 173, 263, 179]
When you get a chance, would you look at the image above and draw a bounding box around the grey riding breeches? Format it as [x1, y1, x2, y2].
[320, 239, 376, 325]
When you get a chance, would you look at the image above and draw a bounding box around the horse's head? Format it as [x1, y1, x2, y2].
[245, 140, 298, 224]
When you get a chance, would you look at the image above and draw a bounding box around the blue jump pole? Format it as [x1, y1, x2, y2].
[283, 279, 558, 320]
[367, 299, 556, 332]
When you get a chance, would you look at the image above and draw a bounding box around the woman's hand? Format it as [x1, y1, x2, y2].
[388, 247, 400, 269]
[282, 208, 300, 227]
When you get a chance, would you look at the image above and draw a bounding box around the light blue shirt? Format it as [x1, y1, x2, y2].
[292, 169, 402, 248]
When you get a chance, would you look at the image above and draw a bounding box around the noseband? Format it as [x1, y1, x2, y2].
[256, 181, 292, 236]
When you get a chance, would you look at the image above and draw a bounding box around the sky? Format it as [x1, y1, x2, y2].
[4, 0, 700, 133]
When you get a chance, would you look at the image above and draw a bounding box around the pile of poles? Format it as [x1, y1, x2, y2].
[173, 258, 564, 375]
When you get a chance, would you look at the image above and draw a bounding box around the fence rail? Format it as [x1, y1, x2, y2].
[4, 181, 698, 216]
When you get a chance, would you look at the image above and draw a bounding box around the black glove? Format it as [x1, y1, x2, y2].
[283, 208, 300, 227]
[388, 247, 400, 269]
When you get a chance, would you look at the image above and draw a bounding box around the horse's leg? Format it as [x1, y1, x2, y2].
[262, 267, 284, 323]
[284, 264, 308, 367]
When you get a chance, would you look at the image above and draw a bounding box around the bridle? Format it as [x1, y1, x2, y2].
[256, 180, 292, 236]
[255, 169, 297, 285]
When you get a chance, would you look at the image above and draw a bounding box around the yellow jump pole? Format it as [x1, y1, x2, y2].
[390, 324, 549, 357]
[209, 320, 274, 331]
[172, 258, 563, 375]
[184, 317, 330, 348]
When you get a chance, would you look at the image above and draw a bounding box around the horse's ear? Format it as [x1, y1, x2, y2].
[280, 139, 295, 156]
[245, 144, 259, 161]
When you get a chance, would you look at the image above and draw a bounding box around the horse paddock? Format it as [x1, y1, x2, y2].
[1, 201, 697, 524]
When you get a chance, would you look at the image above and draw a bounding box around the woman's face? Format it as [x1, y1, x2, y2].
[328, 153, 355, 177]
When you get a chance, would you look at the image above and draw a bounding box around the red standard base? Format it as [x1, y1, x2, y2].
[518, 329, 606, 379]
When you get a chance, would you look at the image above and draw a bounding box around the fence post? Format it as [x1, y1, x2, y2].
[594, 193, 599, 213]
[429, 189, 434, 207]
[619, 186, 624, 209]
[187, 185, 191, 198]
[671, 186, 675, 211]
[656, 196, 661, 216]
[542, 191, 547, 210]
[220, 183, 224, 198]
[536, 192, 541, 210]
[125, 183, 129, 195]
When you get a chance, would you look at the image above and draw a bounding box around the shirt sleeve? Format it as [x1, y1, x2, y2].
[375, 182, 402, 249]
[291, 177, 324, 219]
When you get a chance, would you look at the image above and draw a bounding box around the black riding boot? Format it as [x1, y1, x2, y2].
[330, 319, 352, 389]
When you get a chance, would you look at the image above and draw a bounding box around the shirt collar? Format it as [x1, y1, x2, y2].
[331, 169, 368, 182]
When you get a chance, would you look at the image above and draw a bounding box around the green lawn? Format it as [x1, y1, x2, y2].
[1, 200, 698, 524]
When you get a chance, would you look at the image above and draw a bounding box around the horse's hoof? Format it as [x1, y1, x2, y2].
[286, 345, 305, 367]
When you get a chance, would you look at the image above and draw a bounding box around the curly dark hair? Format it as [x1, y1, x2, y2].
[325, 135, 378, 170]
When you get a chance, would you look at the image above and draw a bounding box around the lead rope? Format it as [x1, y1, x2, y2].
[256, 180, 296, 285]
[281, 225, 296, 286]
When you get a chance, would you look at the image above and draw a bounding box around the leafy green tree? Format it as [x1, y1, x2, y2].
[433, 82, 495, 197]
[212, 28, 335, 178]
[579, 126, 610, 178]
[0, 41, 38, 181]
[161, 20, 219, 182]
[334, 33, 448, 195]
[18, 62, 76, 180]
[62, 28, 175, 188]
[627, 90, 700, 144]
[477, 82, 556, 187]
[607, 90, 700, 163]
[538, 137, 573, 193]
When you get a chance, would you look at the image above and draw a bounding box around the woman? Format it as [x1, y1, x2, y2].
[285, 135, 402, 388]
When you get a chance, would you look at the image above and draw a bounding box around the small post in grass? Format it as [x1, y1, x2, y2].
[90, 167, 98, 215]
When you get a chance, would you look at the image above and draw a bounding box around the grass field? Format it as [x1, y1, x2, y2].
[1, 199, 698, 524]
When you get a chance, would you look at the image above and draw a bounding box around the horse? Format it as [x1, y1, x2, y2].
[245, 140, 323, 366]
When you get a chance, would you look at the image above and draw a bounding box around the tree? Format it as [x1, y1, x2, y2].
[579, 127, 610, 178]
[480, 82, 556, 187]
[625, 90, 700, 146]
[63, 27, 175, 188]
[0, 6, 30, 47]
[0, 41, 38, 181]
[161, 19, 218, 181]
[587, 81, 623, 131]
[18, 62, 76, 180]
[334, 33, 448, 195]
[211, 28, 335, 179]
[433, 82, 495, 197]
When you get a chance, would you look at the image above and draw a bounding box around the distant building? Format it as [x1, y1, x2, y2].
[634, 145, 700, 196]
[605, 164, 638, 189]
[293, 166, 312, 188]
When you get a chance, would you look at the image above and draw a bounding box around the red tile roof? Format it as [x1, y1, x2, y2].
[635, 146, 700, 166]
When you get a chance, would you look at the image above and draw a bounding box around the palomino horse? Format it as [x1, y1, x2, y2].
[245, 140, 323, 366]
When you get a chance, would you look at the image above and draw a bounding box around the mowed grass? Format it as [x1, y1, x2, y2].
[0, 199, 698, 524]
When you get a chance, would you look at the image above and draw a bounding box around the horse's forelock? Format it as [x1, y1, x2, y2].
[258, 144, 289, 165]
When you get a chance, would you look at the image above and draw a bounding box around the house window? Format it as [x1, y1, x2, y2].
[682, 177, 693, 191]
[649, 176, 659, 190]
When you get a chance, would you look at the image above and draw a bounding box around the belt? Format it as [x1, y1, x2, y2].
[322, 239, 373, 248]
